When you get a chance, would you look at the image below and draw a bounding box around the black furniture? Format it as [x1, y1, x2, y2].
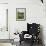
[19, 23, 40, 46]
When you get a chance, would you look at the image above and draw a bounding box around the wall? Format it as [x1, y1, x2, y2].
[0, 3, 9, 39]
[0, 0, 13, 46]
[0, 0, 46, 46]
[0, 0, 8, 3]
[9, 0, 46, 46]
[0, 0, 14, 46]
[0, 0, 45, 46]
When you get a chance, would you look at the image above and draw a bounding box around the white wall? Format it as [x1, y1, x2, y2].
[0, 4, 9, 39]
[9, 0, 46, 46]
[0, 0, 13, 46]
[0, 0, 46, 46]
[0, 0, 45, 45]
[0, 0, 8, 3]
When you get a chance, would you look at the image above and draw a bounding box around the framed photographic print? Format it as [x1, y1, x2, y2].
[16, 8, 26, 21]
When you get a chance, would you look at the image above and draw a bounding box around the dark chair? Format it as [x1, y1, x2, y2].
[27, 23, 40, 43]
[19, 23, 40, 45]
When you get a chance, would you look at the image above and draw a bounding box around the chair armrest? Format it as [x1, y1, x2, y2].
[19, 31, 27, 41]
[22, 31, 28, 35]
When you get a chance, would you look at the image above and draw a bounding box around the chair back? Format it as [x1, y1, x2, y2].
[27, 23, 40, 35]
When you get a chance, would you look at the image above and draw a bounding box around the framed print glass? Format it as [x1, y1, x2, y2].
[16, 8, 26, 21]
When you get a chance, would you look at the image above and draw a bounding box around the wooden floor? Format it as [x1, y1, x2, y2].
[19, 41, 43, 46]
[0, 39, 14, 43]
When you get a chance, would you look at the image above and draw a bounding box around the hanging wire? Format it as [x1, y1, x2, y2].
[41, 0, 43, 3]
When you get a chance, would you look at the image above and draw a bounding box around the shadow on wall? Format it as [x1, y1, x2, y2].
[40, 25, 45, 46]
